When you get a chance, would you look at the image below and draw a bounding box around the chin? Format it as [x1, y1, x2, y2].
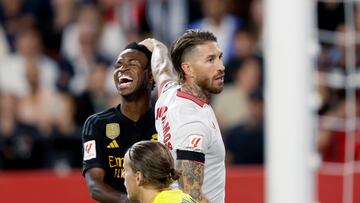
[128, 194, 138, 201]
[118, 89, 135, 97]
[210, 87, 224, 94]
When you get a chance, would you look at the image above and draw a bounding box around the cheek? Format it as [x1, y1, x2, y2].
[113, 70, 119, 83]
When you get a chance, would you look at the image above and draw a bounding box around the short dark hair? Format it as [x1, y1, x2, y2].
[170, 29, 217, 83]
[127, 141, 180, 189]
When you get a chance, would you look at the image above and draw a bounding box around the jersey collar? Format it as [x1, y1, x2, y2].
[176, 89, 207, 107]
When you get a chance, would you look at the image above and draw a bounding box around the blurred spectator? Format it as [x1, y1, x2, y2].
[0, 28, 59, 97]
[16, 59, 67, 137]
[146, 0, 189, 46]
[39, 0, 77, 58]
[0, 93, 47, 169]
[62, 2, 126, 61]
[116, 0, 152, 42]
[0, 25, 10, 59]
[61, 3, 102, 61]
[212, 57, 262, 131]
[50, 93, 82, 169]
[188, 0, 243, 64]
[318, 93, 360, 162]
[0, 0, 35, 52]
[97, 0, 129, 58]
[317, 2, 344, 31]
[247, 0, 263, 53]
[225, 90, 264, 165]
[225, 29, 257, 83]
[74, 62, 111, 127]
[319, 24, 347, 73]
[61, 3, 111, 95]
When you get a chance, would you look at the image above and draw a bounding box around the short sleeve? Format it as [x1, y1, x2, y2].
[158, 80, 179, 96]
[172, 121, 211, 154]
[82, 115, 104, 176]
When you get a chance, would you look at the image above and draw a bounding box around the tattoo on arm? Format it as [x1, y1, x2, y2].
[177, 160, 205, 201]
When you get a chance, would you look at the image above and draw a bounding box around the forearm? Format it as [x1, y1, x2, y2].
[151, 43, 177, 85]
[87, 179, 135, 203]
[177, 159, 208, 202]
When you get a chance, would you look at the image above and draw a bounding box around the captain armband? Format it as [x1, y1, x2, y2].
[176, 149, 205, 164]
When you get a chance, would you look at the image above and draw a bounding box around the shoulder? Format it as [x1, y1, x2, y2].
[82, 107, 117, 133]
[158, 80, 179, 97]
[153, 190, 197, 203]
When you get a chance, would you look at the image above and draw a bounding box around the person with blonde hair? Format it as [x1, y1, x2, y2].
[122, 141, 197, 203]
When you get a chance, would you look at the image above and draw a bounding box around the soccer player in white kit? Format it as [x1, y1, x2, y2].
[140, 29, 226, 203]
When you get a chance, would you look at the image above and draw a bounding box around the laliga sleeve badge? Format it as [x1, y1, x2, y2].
[106, 123, 120, 139]
[188, 135, 203, 151]
[84, 140, 96, 160]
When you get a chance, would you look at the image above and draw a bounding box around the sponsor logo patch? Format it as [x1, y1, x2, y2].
[188, 135, 203, 150]
[106, 123, 120, 139]
[84, 140, 96, 160]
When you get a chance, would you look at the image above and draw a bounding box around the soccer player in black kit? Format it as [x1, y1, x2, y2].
[82, 42, 157, 203]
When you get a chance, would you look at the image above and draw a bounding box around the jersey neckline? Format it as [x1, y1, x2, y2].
[114, 104, 153, 125]
[176, 89, 207, 107]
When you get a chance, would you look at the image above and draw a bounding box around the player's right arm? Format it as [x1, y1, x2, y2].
[82, 116, 134, 203]
[140, 38, 177, 94]
[84, 168, 133, 203]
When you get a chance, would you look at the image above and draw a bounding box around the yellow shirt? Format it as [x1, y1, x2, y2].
[152, 189, 197, 203]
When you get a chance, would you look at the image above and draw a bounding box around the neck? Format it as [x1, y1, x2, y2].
[138, 187, 160, 203]
[120, 94, 150, 122]
[181, 82, 210, 103]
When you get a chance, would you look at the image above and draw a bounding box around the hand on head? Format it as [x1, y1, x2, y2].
[139, 38, 168, 53]
[139, 38, 155, 52]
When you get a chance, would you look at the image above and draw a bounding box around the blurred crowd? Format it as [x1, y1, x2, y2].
[0, 0, 358, 171]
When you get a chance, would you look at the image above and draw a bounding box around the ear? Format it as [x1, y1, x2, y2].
[181, 62, 192, 78]
[135, 171, 143, 186]
[148, 69, 154, 83]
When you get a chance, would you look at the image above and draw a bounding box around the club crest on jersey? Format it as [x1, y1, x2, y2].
[188, 135, 203, 150]
[106, 123, 120, 139]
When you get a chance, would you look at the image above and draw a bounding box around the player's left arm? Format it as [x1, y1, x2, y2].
[173, 120, 211, 203]
[176, 150, 209, 203]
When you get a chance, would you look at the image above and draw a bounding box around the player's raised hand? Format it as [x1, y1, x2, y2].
[139, 38, 155, 52]
[140, 38, 177, 86]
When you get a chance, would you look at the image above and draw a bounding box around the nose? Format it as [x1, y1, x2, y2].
[119, 64, 130, 73]
[114, 64, 130, 76]
[218, 60, 225, 72]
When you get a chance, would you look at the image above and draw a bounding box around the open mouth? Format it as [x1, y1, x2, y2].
[214, 74, 224, 82]
[118, 76, 134, 88]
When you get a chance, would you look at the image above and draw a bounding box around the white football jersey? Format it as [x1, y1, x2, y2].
[155, 81, 226, 203]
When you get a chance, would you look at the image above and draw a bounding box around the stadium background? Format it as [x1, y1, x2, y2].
[0, 0, 359, 202]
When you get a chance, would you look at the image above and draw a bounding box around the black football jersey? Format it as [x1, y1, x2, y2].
[82, 105, 157, 192]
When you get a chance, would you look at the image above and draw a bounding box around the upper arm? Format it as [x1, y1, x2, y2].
[173, 120, 211, 153]
[82, 115, 104, 175]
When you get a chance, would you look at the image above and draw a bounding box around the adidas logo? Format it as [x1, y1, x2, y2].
[107, 140, 119, 148]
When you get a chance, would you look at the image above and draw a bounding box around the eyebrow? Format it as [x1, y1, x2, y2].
[206, 52, 223, 59]
[114, 58, 141, 67]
